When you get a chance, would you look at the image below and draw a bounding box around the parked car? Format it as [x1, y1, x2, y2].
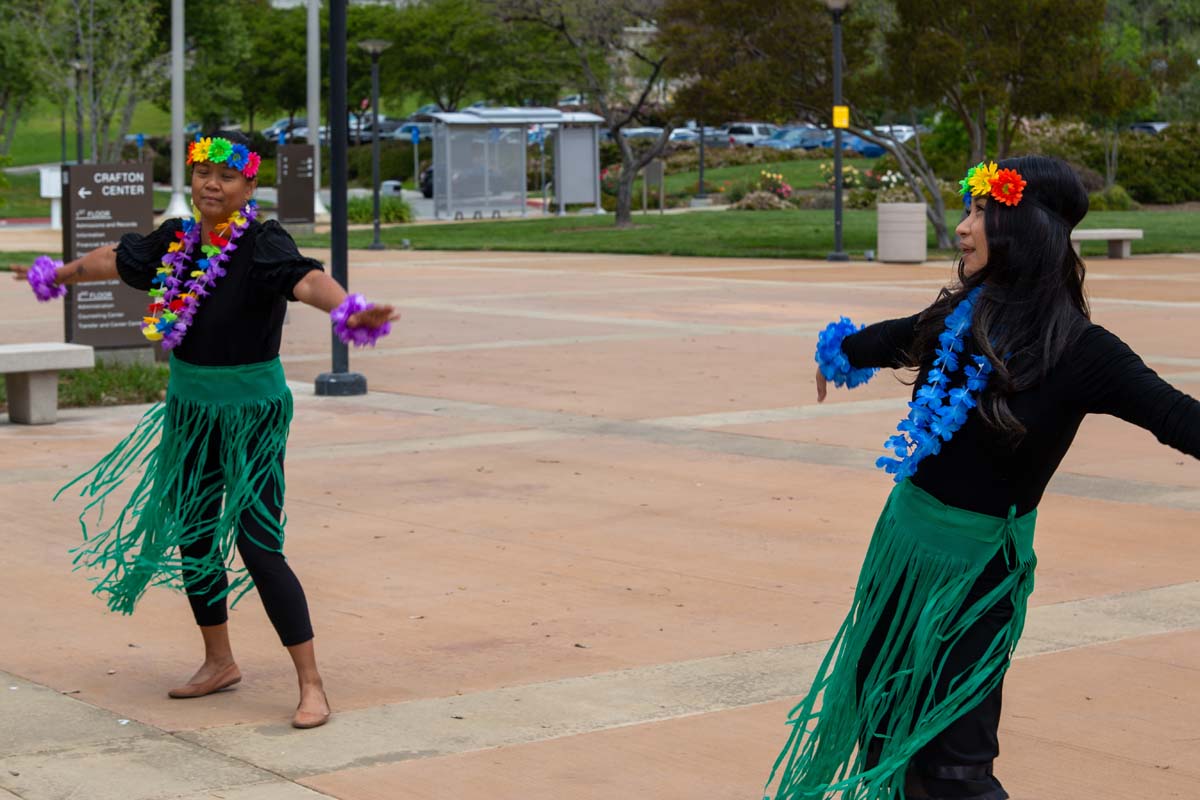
[1128, 121, 1170, 134]
[391, 122, 434, 142]
[621, 126, 665, 140]
[668, 128, 699, 142]
[557, 94, 586, 107]
[262, 117, 305, 141]
[759, 127, 824, 150]
[726, 122, 778, 146]
[840, 133, 886, 157]
[873, 124, 916, 143]
[408, 103, 440, 120]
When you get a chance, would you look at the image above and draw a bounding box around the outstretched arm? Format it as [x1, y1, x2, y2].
[292, 270, 398, 329]
[10, 245, 119, 287]
[814, 314, 920, 402]
[1072, 324, 1200, 458]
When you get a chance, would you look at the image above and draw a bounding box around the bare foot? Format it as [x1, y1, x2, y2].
[292, 682, 331, 729]
[168, 660, 241, 699]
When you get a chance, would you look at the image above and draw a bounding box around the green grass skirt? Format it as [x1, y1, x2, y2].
[764, 479, 1037, 799]
[57, 356, 292, 615]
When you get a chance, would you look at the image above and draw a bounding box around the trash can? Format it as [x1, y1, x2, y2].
[380, 180, 404, 197]
[877, 202, 927, 263]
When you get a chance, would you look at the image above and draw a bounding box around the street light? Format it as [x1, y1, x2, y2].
[824, 0, 852, 262]
[358, 38, 392, 251]
[68, 59, 88, 165]
[316, 0, 367, 397]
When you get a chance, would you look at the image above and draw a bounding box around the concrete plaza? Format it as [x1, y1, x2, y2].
[1, 240, 1198, 799]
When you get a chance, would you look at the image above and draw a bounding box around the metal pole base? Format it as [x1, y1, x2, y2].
[315, 371, 368, 396]
[165, 191, 191, 218]
[367, 242, 386, 251]
[826, 251, 851, 262]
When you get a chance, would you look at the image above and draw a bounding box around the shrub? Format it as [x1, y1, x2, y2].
[1117, 123, 1200, 204]
[1088, 184, 1139, 212]
[731, 190, 791, 211]
[346, 141, 432, 186]
[346, 196, 412, 224]
[819, 161, 865, 189]
[756, 169, 794, 200]
[847, 187, 877, 209]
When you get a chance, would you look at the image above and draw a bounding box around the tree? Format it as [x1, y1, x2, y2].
[494, 0, 674, 228]
[0, 9, 38, 156]
[659, 0, 967, 247]
[16, 0, 160, 162]
[886, 0, 1106, 162]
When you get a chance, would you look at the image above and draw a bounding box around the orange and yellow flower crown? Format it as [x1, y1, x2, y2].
[186, 136, 262, 180]
[959, 161, 1025, 210]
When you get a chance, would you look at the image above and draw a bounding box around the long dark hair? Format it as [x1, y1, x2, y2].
[910, 155, 1091, 437]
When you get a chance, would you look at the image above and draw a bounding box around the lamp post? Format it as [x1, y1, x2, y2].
[358, 39, 392, 251]
[824, 0, 852, 262]
[68, 59, 87, 164]
[165, 0, 190, 219]
[316, 0, 367, 397]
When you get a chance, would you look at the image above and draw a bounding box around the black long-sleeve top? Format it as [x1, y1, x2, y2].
[842, 312, 1200, 516]
[115, 218, 323, 367]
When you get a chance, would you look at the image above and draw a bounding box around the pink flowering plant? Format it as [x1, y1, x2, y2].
[757, 169, 793, 200]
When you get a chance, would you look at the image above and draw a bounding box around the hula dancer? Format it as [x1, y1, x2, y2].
[12, 131, 396, 729]
[764, 155, 1200, 799]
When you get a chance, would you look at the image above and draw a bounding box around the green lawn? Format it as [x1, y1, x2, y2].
[0, 359, 168, 414]
[661, 157, 873, 195]
[0, 252, 61, 269]
[6, 99, 172, 167]
[292, 208, 1200, 260]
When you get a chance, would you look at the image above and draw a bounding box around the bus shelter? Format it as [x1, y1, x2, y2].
[430, 107, 603, 220]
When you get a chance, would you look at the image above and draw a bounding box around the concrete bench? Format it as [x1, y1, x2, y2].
[1070, 228, 1144, 259]
[0, 343, 95, 425]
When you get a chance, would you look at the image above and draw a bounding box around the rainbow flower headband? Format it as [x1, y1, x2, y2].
[186, 136, 262, 179]
[959, 161, 1026, 210]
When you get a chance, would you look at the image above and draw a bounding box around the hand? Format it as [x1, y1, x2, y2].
[347, 304, 399, 329]
[10, 264, 30, 282]
[816, 367, 828, 403]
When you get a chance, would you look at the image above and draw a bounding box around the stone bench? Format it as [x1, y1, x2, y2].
[1070, 228, 1144, 259]
[0, 343, 95, 425]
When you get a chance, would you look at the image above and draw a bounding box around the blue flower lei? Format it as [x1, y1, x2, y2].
[815, 317, 878, 388]
[876, 286, 992, 482]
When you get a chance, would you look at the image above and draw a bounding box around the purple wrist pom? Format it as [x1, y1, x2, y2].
[815, 317, 877, 389]
[28, 256, 67, 302]
[331, 293, 391, 348]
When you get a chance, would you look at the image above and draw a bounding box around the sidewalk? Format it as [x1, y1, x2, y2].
[2, 250, 1198, 799]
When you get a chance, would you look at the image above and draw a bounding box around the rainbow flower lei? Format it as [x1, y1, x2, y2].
[959, 161, 1026, 210]
[142, 200, 258, 349]
[187, 136, 261, 179]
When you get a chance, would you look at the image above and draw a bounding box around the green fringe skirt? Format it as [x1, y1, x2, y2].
[58, 356, 292, 615]
[764, 479, 1037, 799]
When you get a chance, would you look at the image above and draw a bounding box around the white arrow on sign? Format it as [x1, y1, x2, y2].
[77, 187, 92, 199]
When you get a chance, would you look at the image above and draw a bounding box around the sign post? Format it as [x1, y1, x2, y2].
[276, 143, 316, 227]
[60, 164, 154, 352]
[644, 159, 665, 215]
[411, 125, 420, 189]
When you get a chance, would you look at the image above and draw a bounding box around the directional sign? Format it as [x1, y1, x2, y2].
[411, 126, 420, 145]
[276, 144, 316, 225]
[60, 164, 154, 348]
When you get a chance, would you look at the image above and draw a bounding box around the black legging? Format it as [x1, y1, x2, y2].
[859, 550, 1014, 800]
[179, 425, 313, 647]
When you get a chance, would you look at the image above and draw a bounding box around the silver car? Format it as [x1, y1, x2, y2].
[726, 122, 778, 146]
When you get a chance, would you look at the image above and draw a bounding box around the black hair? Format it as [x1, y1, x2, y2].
[909, 155, 1091, 438]
[209, 129, 253, 149]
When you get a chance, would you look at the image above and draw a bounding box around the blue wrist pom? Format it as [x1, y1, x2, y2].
[815, 317, 878, 389]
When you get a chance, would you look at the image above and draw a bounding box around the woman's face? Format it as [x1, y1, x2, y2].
[955, 196, 988, 276]
[191, 162, 255, 224]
